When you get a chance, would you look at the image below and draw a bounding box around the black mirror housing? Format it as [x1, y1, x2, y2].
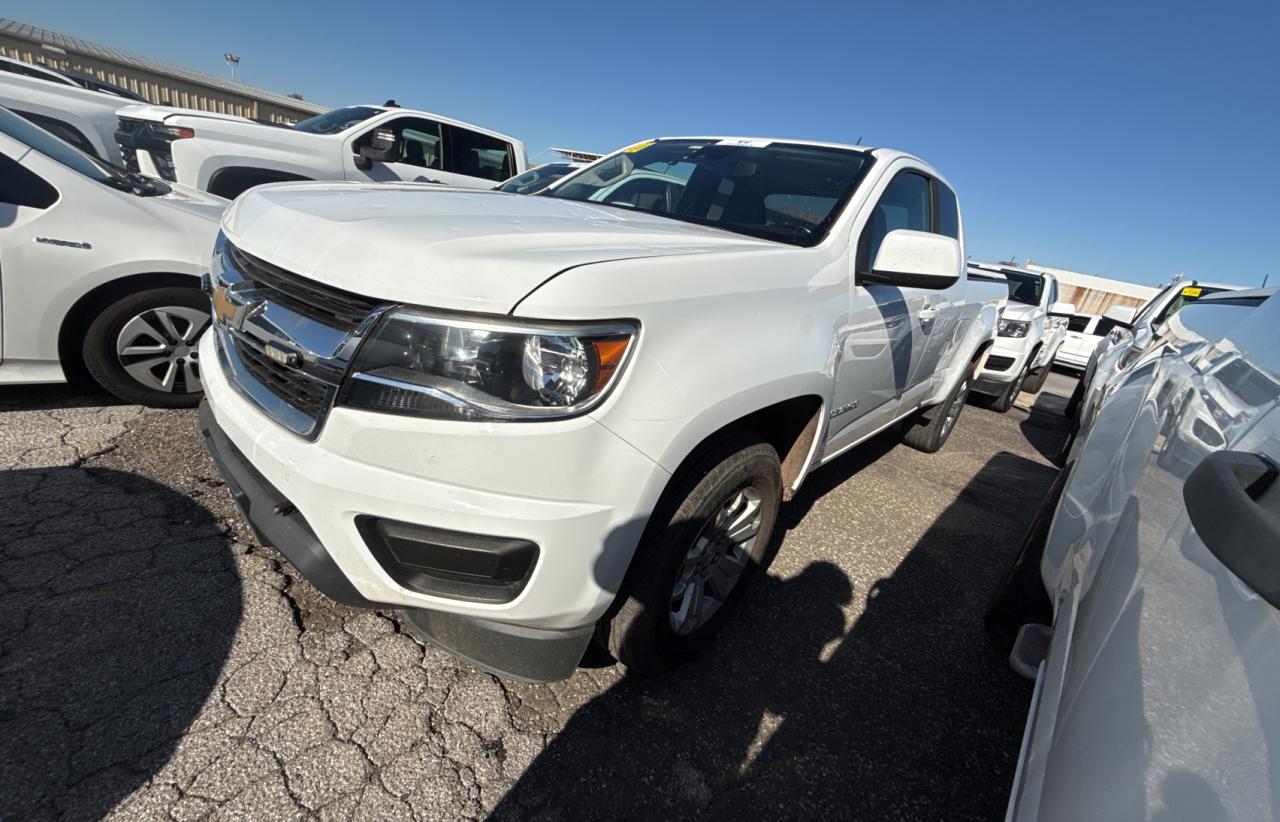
[355, 127, 401, 168]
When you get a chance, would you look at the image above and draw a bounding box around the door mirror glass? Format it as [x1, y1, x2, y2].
[864, 229, 960, 290]
[355, 127, 401, 169]
[1132, 322, 1156, 351]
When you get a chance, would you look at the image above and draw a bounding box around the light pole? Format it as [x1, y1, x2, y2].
[224, 53, 240, 81]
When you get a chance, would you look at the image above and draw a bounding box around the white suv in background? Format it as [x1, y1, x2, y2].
[0, 106, 225, 405]
[970, 262, 1074, 411]
[115, 102, 528, 199]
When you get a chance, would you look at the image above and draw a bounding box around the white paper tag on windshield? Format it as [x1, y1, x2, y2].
[716, 138, 772, 148]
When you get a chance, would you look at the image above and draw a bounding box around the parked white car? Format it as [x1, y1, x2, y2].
[198, 136, 1005, 681]
[970, 262, 1074, 411]
[115, 102, 528, 199]
[0, 68, 126, 162]
[0, 54, 145, 101]
[1053, 311, 1129, 371]
[0, 106, 225, 405]
[1067, 279, 1243, 431]
[991, 287, 1280, 821]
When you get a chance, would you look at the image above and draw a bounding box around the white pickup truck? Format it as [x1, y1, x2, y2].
[0, 69, 127, 163]
[114, 103, 528, 199]
[198, 137, 1005, 681]
[969, 262, 1074, 411]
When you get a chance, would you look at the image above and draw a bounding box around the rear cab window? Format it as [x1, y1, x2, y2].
[446, 126, 514, 182]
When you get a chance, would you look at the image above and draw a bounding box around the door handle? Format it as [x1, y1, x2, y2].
[1184, 450, 1280, 607]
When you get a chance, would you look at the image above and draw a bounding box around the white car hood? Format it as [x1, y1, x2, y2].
[1001, 302, 1040, 322]
[222, 182, 778, 314]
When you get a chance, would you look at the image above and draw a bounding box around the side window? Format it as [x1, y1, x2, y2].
[935, 181, 960, 240]
[0, 154, 58, 209]
[355, 117, 442, 169]
[1046, 279, 1058, 307]
[856, 171, 931, 274]
[446, 126, 514, 182]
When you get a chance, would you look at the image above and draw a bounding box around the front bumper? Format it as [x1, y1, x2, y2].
[974, 339, 1033, 394]
[198, 332, 670, 680]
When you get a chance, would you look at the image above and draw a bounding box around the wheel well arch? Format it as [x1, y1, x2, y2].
[207, 166, 313, 200]
[57, 272, 202, 380]
[666, 395, 825, 503]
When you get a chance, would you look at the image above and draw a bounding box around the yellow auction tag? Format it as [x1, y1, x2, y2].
[623, 139, 656, 153]
[1181, 286, 1203, 298]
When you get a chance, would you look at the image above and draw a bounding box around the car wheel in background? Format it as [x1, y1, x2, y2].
[1022, 363, 1052, 395]
[902, 359, 976, 453]
[989, 363, 1030, 413]
[604, 434, 782, 673]
[82, 286, 211, 407]
[1064, 377, 1085, 418]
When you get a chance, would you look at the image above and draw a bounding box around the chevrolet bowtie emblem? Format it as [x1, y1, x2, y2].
[212, 281, 265, 332]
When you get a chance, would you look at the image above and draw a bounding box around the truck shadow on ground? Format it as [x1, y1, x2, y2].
[0, 382, 126, 412]
[0, 466, 240, 819]
[493, 449, 1053, 822]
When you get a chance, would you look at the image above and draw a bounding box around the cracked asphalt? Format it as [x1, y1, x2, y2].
[0, 374, 1073, 821]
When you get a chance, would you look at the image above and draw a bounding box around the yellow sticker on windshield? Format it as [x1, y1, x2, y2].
[1181, 286, 1203, 298]
[623, 140, 656, 153]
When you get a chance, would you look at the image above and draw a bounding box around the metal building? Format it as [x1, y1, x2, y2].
[1024, 261, 1159, 316]
[0, 18, 326, 124]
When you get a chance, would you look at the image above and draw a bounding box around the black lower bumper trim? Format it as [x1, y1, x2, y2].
[199, 400, 594, 682]
[199, 400, 375, 608]
[400, 608, 594, 683]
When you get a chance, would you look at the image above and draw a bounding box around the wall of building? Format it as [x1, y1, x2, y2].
[0, 35, 318, 123]
[1026, 262, 1160, 317]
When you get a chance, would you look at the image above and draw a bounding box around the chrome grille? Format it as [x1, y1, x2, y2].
[235, 340, 331, 418]
[227, 243, 382, 331]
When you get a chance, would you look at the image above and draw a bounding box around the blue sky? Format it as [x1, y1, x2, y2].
[9, 1, 1277, 287]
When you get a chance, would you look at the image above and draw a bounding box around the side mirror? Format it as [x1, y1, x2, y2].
[354, 127, 401, 170]
[1102, 304, 1137, 329]
[863, 230, 961, 290]
[1049, 301, 1076, 317]
[1131, 321, 1155, 352]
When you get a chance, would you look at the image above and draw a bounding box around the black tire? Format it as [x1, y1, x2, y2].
[989, 361, 1031, 413]
[1022, 362, 1051, 395]
[902, 359, 976, 453]
[82, 286, 211, 408]
[985, 466, 1068, 652]
[605, 434, 782, 673]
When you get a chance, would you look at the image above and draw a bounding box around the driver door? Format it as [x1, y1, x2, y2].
[344, 116, 454, 185]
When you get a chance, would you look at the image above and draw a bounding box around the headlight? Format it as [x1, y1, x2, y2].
[998, 319, 1030, 338]
[339, 310, 637, 420]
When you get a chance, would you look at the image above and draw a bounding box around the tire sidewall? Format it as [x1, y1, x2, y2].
[610, 441, 782, 668]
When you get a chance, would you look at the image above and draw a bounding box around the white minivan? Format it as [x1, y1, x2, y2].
[0, 106, 225, 405]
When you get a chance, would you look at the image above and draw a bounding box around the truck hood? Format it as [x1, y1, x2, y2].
[1001, 302, 1041, 322]
[116, 102, 260, 126]
[222, 182, 780, 314]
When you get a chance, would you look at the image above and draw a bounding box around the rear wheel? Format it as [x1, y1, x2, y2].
[902, 359, 976, 453]
[82, 286, 211, 407]
[604, 435, 782, 673]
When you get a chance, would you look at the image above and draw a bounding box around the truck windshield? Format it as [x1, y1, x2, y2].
[293, 106, 381, 135]
[1003, 270, 1045, 306]
[547, 139, 872, 246]
[0, 106, 169, 196]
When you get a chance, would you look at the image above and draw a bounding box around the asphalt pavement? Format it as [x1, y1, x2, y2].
[0, 373, 1074, 821]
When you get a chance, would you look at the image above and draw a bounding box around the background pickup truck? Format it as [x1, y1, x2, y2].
[0, 69, 126, 163]
[199, 136, 1005, 681]
[969, 261, 1074, 411]
[114, 102, 528, 199]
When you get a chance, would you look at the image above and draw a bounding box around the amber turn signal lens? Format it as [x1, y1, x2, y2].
[590, 338, 631, 394]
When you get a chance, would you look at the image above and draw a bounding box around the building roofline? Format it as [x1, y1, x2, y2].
[0, 17, 328, 115]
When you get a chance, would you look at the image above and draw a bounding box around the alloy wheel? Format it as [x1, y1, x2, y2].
[669, 487, 764, 635]
[115, 306, 210, 394]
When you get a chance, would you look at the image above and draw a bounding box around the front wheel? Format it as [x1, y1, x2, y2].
[82, 286, 211, 407]
[604, 435, 782, 673]
[902, 359, 975, 453]
[989, 361, 1031, 413]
